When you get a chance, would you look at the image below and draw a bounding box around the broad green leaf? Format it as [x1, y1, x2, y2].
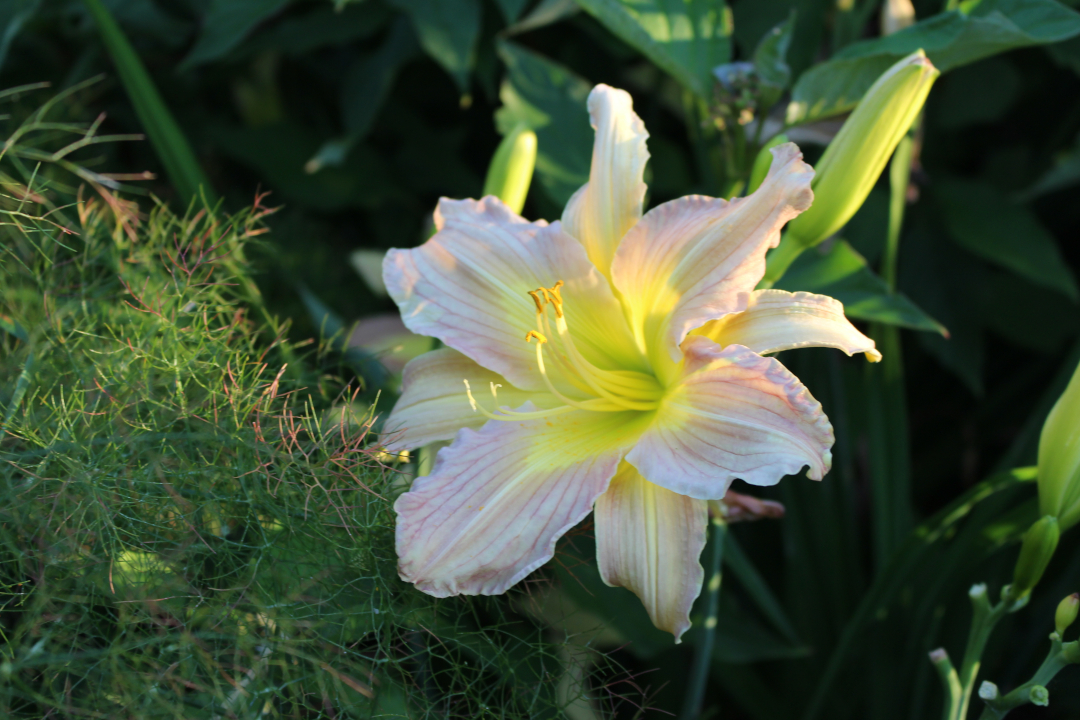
[387, 0, 480, 93]
[776, 239, 948, 335]
[0, 0, 41, 72]
[342, 17, 418, 138]
[495, 41, 592, 208]
[83, 0, 215, 206]
[933, 178, 1079, 301]
[572, 0, 733, 97]
[179, 0, 290, 70]
[788, 0, 1080, 124]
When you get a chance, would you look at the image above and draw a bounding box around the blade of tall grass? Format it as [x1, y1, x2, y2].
[82, 0, 215, 206]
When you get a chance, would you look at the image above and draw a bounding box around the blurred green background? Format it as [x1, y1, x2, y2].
[4, 0, 1080, 717]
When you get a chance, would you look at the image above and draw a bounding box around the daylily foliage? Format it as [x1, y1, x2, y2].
[382, 85, 880, 641]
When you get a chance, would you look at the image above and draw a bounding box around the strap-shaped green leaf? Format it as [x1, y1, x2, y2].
[83, 0, 215, 206]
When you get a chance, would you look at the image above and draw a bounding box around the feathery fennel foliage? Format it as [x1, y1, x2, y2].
[0, 87, 620, 719]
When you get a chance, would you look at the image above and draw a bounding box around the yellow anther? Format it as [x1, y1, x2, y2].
[525, 330, 548, 344]
[527, 290, 546, 313]
[540, 281, 564, 318]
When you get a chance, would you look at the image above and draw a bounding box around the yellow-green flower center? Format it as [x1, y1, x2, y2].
[465, 280, 662, 421]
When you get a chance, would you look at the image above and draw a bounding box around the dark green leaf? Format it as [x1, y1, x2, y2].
[233, 1, 392, 59]
[777, 239, 948, 334]
[494, 0, 530, 23]
[0, 0, 41, 72]
[725, 533, 801, 644]
[571, 0, 733, 97]
[342, 17, 418, 138]
[555, 533, 808, 663]
[1021, 133, 1080, 198]
[495, 41, 592, 209]
[387, 0, 480, 93]
[504, 0, 579, 36]
[788, 0, 1080, 124]
[753, 11, 795, 90]
[933, 56, 1020, 129]
[179, 0, 290, 70]
[207, 122, 399, 211]
[933, 178, 1079, 301]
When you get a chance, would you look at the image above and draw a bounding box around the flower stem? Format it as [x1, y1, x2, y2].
[680, 516, 728, 720]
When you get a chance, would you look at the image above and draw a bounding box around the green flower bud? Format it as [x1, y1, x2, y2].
[1030, 685, 1049, 707]
[1056, 594, 1079, 637]
[1039, 359, 1080, 531]
[482, 122, 538, 215]
[785, 50, 939, 248]
[1009, 515, 1060, 605]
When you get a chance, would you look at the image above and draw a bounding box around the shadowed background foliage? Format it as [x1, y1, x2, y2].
[3, 0, 1080, 717]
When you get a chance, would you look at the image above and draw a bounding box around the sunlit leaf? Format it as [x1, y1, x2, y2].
[788, 0, 1080, 124]
[572, 0, 733, 97]
[776, 239, 947, 335]
[495, 41, 592, 208]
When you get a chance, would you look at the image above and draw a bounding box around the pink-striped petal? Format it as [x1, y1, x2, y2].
[626, 336, 834, 499]
[610, 144, 814, 374]
[594, 463, 707, 642]
[562, 85, 650, 278]
[384, 196, 642, 393]
[382, 348, 554, 452]
[696, 289, 881, 361]
[395, 407, 649, 597]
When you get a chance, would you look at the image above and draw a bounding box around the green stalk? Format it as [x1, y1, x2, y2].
[952, 589, 1009, 720]
[680, 516, 728, 720]
[82, 0, 215, 206]
[866, 122, 919, 567]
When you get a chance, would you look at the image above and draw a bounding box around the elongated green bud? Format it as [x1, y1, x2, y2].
[747, 134, 789, 196]
[1056, 594, 1079, 637]
[1039, 359, 1080, 531]
[785, 50, 938, 248]
[482, 123, 538, 215]
[1009, 516, 1060, 605]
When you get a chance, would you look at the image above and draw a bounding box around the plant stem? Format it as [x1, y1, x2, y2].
[680, 516, 728, 720]
[930, 649, 963, 720]
[954, 592, 1008, 720]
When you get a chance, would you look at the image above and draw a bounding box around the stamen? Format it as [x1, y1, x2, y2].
[525, 330, 547, 343]
[463, 379, 581, 421]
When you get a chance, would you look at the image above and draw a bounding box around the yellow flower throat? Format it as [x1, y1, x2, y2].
[465, 281, 663, 421]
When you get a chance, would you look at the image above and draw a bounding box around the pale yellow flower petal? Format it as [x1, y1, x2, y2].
[611, 144, 814, 377]
[695, 289, 881, 361]
[562, 84, 649, 278]
[626, 336, 834, 499]
[594, 463, 707, 643]
[382, 348, 554, 452]
[384, 196, 642, 393]
[395, 407, 650, 596]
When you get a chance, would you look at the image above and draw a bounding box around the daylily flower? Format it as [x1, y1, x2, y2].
[382, 85, 880, 641]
